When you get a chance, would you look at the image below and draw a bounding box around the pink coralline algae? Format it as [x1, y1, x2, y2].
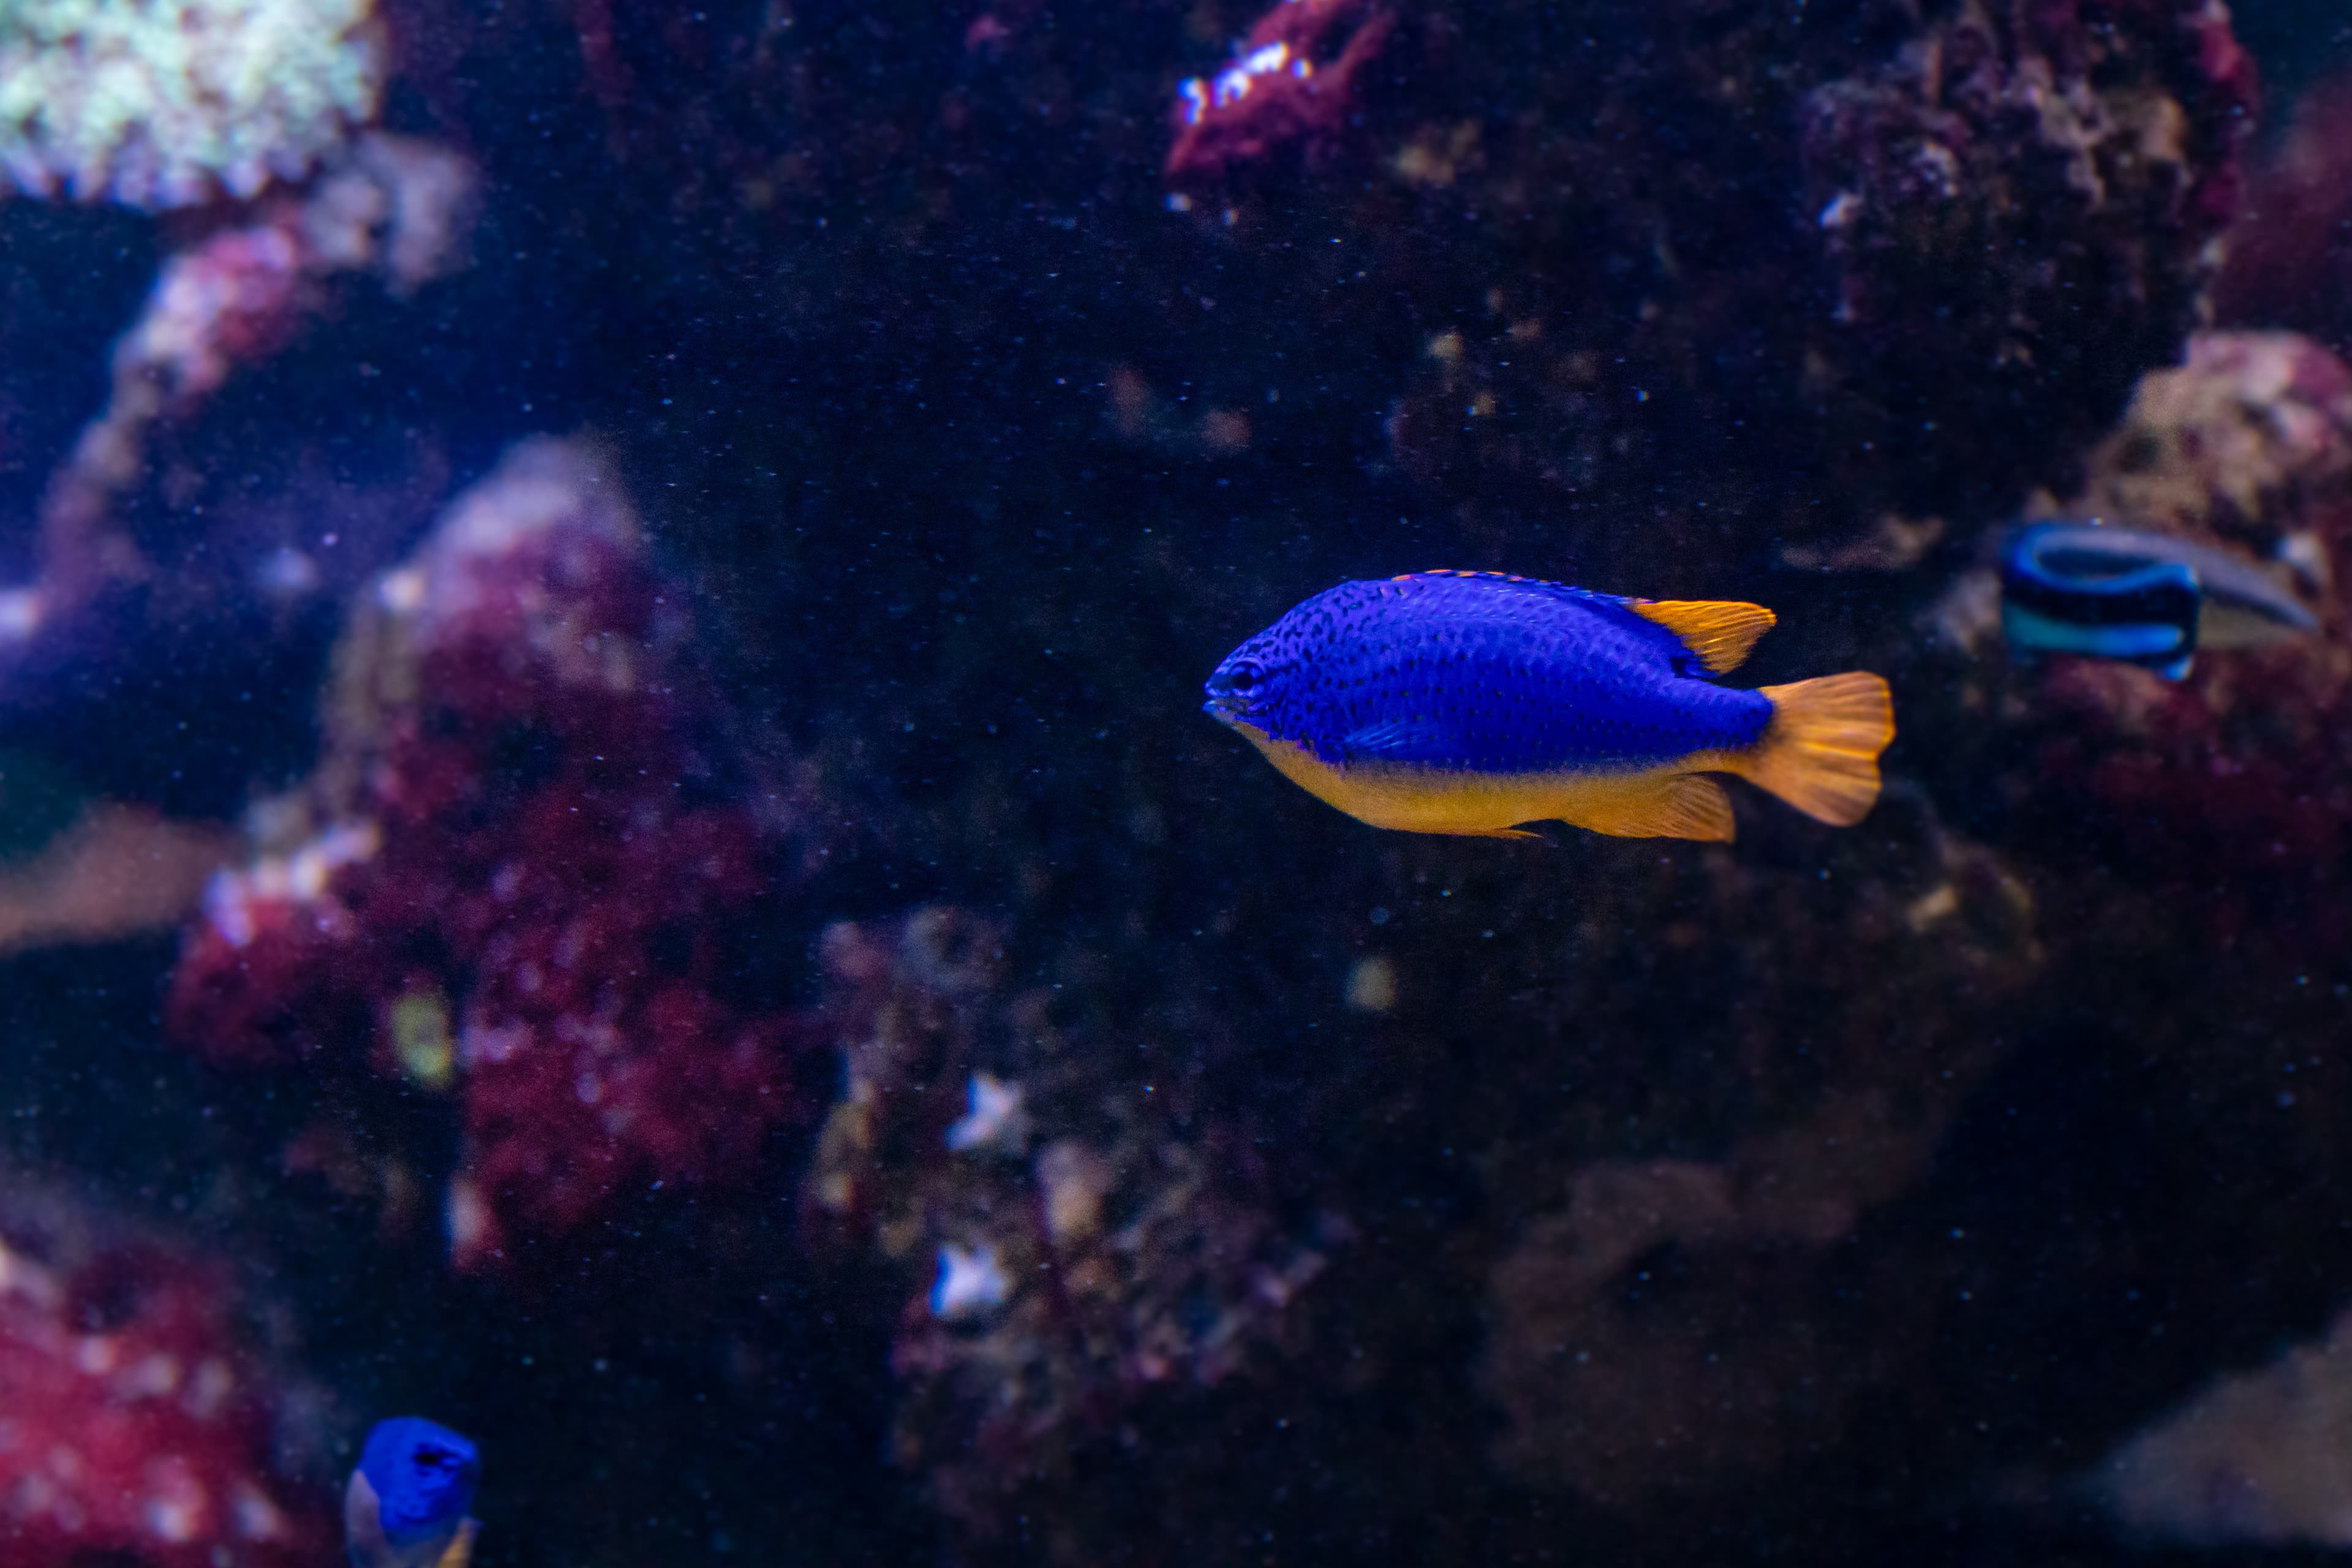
[1165, 0, 1396, 186]
[806, 910, 1325, 1540]
[128, 137, 475, 412]
[164, 439, 828, 1270]
[7, 213, 314, 657]
[0, 1192, 328, 1568]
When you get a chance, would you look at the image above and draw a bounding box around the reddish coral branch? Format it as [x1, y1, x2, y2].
[1164, 0, 1395, 185]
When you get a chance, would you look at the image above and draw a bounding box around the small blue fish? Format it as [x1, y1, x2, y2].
[345, 1417, 479, 1568]
[2000, 519, 2320, 679]
[1202, 570, 1894, 842]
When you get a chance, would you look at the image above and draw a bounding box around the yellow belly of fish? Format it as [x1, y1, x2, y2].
[1237, 726, 1743, 842]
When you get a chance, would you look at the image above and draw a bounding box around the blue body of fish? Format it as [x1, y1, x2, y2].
[1216, 573, 1771, 767]
[346, 1417, 480, 1568]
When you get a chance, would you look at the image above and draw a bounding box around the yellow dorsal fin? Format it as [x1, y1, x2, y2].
[1633, 600, 1778, 673]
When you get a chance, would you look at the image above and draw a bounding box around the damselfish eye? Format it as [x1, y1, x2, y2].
[1230, 666, 1257, 690]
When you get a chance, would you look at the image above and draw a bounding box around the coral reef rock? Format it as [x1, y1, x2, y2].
[0, 0, 383, 209]
[2073, 329, 2352, 555]
[0, 1182, 330, 1567]
[1475, 800, 2041, 1512]
[808, 908, 1328, 1548]
[165, 439, 829, 1272]
[1166, 0, 1397, 185]
[1187, 0, 2253, 568]
[0, 806, 233, 957]
[2094, 1303, 2352, 1547]
[0, 134, 477, 705]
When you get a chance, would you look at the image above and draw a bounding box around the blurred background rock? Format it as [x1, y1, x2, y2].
[1, 1, 2350, 1564]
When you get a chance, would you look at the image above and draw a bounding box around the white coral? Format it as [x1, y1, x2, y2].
[0, 0, 381, 209]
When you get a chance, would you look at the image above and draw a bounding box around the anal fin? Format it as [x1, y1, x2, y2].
[1634, 600, 1778, 674]
[1554, 772, 1736, 843]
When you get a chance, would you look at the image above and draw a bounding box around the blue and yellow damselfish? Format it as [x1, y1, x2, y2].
[345, 1417, 480, 1568]
[1202, 570, 1894, 842]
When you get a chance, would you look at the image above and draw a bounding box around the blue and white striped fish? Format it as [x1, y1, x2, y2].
[1999, 520, 2320, 679]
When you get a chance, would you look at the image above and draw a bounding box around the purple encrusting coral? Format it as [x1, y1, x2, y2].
[162, 440, 832, 1271]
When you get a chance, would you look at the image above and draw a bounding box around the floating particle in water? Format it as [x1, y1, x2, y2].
[1344, 955, 1397, 1012]
[388, 990, 456, 1093]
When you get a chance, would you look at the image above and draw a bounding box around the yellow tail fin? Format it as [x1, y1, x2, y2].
[1732, 673, 1894, 827]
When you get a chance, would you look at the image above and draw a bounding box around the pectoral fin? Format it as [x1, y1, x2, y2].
[1341, 717, 1457, 762]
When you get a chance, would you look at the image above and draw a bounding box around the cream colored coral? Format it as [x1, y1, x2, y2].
[0, 0, 381, 209]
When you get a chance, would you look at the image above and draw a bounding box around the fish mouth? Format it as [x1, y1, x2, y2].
[1201, 695, 1245, 725]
